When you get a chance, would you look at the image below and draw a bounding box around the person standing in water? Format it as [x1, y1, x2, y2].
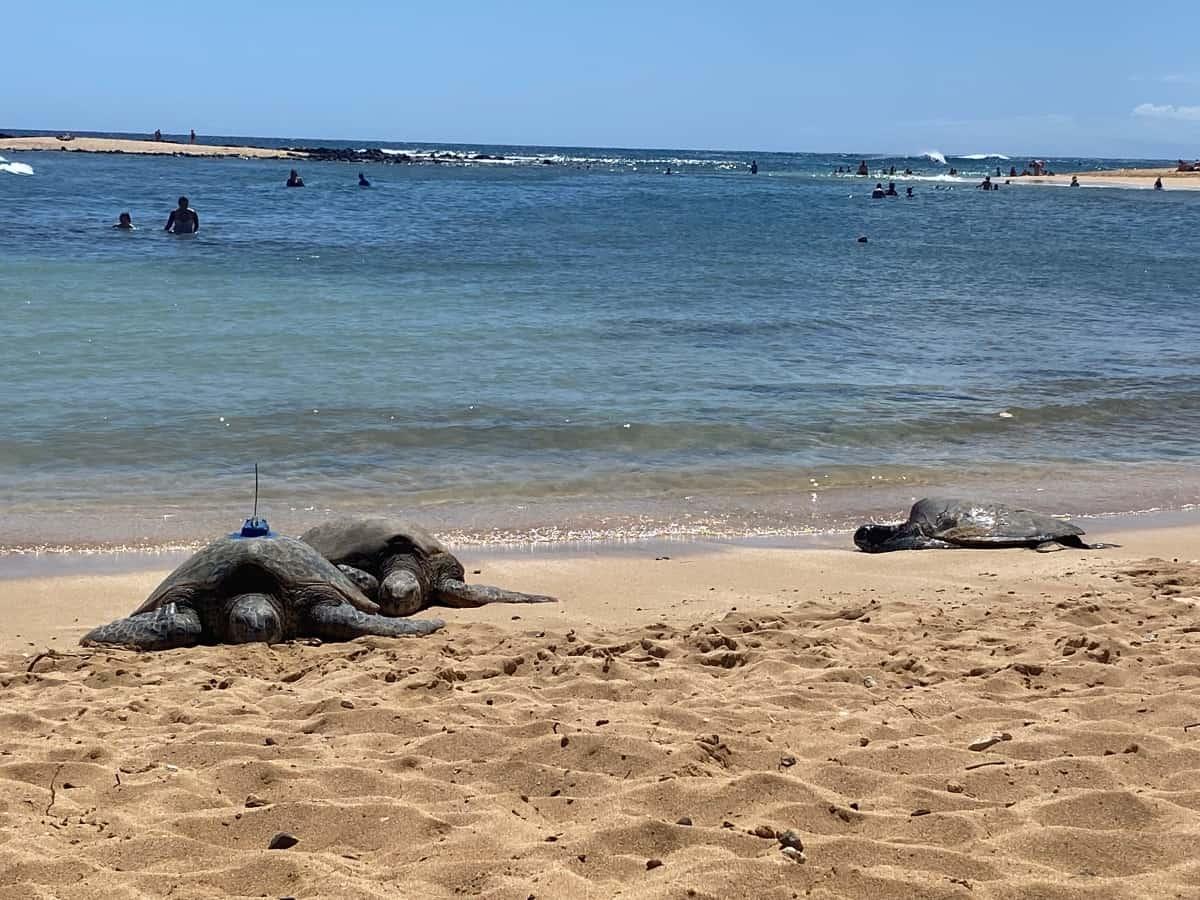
[286, 169, 305, 187]
[164, 196, 199, 234]
[113, 212, 135, 230]
[190, 129, 197, 144]
[750, 160, 759, 175]
[1154, 176, 1164, 190]
[358, 172, 370, 187]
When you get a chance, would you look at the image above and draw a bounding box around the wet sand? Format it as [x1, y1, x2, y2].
[0, 136, 302, 159]
[2, 519, 1199, 897]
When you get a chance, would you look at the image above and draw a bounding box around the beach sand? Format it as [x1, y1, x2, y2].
[2, 521, 1199, 898]
[1012, 169, 1200, 191]
[0, 136, 301, 160]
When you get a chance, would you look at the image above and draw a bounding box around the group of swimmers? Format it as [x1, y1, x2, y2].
[112, 197, 199, 234]
[870, 181, 914, 199]
[112, 169, 375, 233]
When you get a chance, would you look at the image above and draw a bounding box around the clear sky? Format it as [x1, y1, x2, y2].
[4, 1, 1198, 158]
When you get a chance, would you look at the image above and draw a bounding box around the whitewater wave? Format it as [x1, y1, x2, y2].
[922, 150, 947, 166]
[0, 155, 34, 176]
[958, 153, 1011, 161]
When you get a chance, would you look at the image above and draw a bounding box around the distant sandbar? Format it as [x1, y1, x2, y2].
[0, 135, 303, 159]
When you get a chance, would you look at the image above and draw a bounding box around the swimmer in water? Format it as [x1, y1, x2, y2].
[286, 169, 305, 188]
[1154, 176, 1164, 190]
[358, 172, 370, 187]
[871, 182, 885, 199]
[750, 160, 759, 175]
[905, 186, 913, 197]
[164, 196, 199, 234]
[1069, 175, 1080, 187]
[113, 212, 135, 230]
[885, 181, 898, 196]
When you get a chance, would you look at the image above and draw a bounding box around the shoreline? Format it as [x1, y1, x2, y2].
[2, 504, 1195, 582]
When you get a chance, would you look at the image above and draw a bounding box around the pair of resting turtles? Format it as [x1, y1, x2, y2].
[81, 517, 554, 651]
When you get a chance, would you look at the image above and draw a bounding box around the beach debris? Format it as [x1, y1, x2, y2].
[164, 764, 179, 773]
[751, 824, 776, 839]
[300, 516, 556, 615]
[646, 858, 663, 870]
[856, 236, 868, 243]
[965, 760, 1008, 771]
[676, 816, 693, 826]
[244, 794, 268, 808]
[781, 846, 806, 863]
[946, 781, 965, 793]
[862, 675, 877, 688]
[967, 732, 1012, 751]
[910, 808, 932, 817]
[268, 832, 299, 850]
[80, 534, 444, 650]
[779, 754, 797, 768]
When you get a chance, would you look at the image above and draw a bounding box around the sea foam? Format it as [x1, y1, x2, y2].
[0, 155, 35, 176]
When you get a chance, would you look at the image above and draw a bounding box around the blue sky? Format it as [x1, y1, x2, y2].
[3, 1, 1198, 157]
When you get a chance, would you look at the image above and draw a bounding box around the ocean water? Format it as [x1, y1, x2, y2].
[1, 135, 1198, 550]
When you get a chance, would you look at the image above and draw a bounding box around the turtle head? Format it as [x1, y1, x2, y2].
[854, 523, 902, 553]
[226, 593, 285, 644]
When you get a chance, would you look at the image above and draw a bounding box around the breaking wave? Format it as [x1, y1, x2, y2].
[922, 150, 948, 165]
[0, 155, 34, 176]
[958, 153, 1011, 161]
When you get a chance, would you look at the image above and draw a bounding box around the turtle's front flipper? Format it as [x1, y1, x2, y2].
[81, 603, 203, 651]
[308, 603, 444, 640]
[337, 564, 380, 598]
[435, 578, 557, 608]
[854, 522, 956, 553]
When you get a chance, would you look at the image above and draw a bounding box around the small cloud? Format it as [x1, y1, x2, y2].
[1133, 102, 1200, 121]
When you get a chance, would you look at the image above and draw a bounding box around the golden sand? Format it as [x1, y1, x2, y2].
[1012, 169, 1200, 191]
[0, 136, 302, 159]
[1, 521, 1198, 897]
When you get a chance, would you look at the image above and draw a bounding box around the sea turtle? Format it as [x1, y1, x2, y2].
[853, 497, 1110, 553]
[80, 533, 445, 651]
[300, 516, 557, 616]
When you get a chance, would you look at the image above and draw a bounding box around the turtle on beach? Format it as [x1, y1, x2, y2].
[80, 533, 445, 651]
[853, 497, 1112, 553]
[300, 516, 557, 616]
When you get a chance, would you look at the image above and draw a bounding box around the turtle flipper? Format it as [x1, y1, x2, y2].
[855, 521, 956, 553]
[435, 578, 557, 608]
[1041, 536, 1118, 552]
[337, 564, 380, 598]
[308, 603, 444, 640]
[81, 603, 203, 651]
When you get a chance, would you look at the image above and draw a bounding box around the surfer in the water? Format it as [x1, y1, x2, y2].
[113, 212, 135, 230]
[287, 169, 305, 188]
[164, 196, 199, 234]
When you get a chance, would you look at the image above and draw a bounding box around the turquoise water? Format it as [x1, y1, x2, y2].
[1, 137, 1198, 548]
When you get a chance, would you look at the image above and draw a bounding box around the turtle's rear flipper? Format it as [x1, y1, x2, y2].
[309, 603, 444, 639]
[1044, 536, 1118, 552]
[436, 578, 557, 608]
[81, 603, 202, 651]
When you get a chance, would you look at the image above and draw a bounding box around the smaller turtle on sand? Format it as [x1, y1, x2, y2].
[81, 532, 444, 651]
[854, 497, 1112, 553]
[301, 516, 556, 616]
